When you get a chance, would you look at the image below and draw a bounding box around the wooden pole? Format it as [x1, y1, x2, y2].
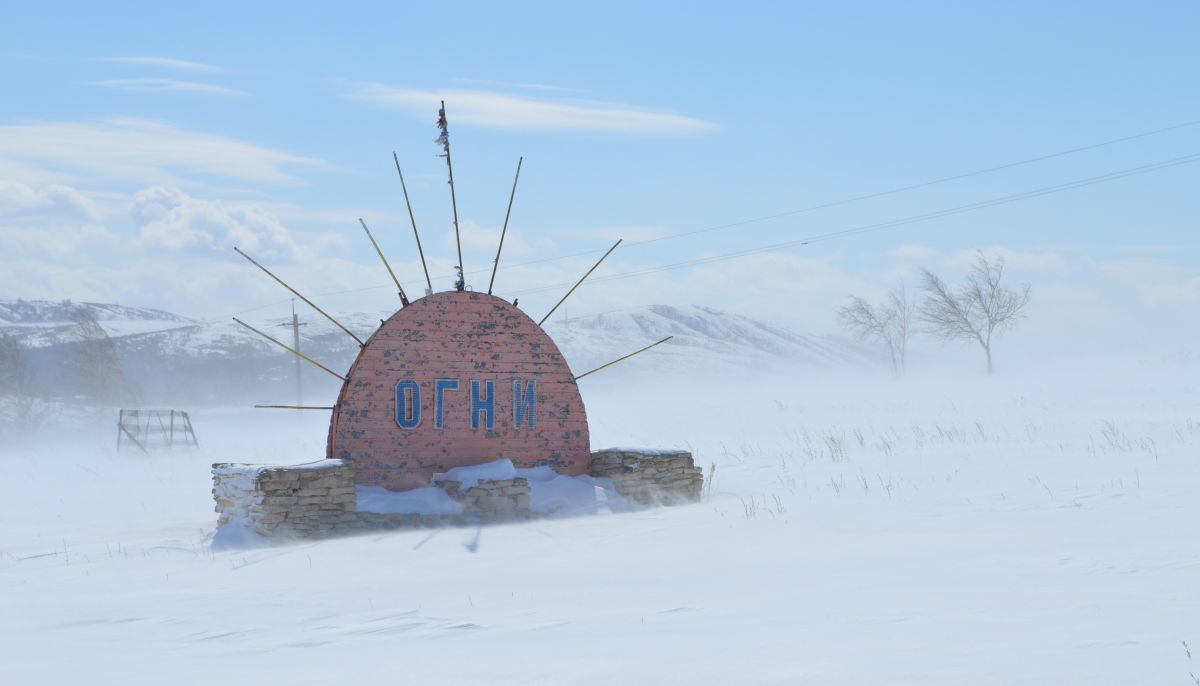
[488, 156, 523, 295]
[574, 336, 673, 381]
[538, 239, 622, 326]
[359, 218, 410, 306]
[232, 317, 348, 382]
[233, 247, 364, 346]
[394, 152, 433, 294]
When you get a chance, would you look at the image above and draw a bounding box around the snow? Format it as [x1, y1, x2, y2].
[1, 356, 1198, 684]
[434, 458, 520, 488]
[355, 486, 463, 516]
[429, 459, 633, 515]
[523, 472, 630, 516]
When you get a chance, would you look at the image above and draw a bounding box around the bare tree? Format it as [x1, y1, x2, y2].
[838, 284, 916, 376]
[0, 333, 45, 434]
[0, 334, 32, 397]
[70, 307, 133, 406]
[918, 251, 1031, 374]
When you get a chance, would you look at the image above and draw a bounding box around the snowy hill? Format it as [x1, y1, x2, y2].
[545, 304, 871, 376]
[0, 298, 877, 404]
[0, 299, 194, 348]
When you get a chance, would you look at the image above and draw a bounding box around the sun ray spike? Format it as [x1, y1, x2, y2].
[233, 247, 364, 346]
[573, 336, 674, 381]
[359, 218, 409, 306]
[436, 100, 464, 290]
[393, 151, 433, 294]
[538, 239, 622, 326]
[232, 318, 348, 382]
[488, 156, 523, 295]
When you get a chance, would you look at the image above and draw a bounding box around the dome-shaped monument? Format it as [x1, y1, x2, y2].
[214, 102, 699, 541]
[230, 101, 672, 495]
[327, 291, 589, 490]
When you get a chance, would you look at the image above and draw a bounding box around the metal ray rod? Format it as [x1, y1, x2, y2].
[538, 239, 622, 326]
[394, 151, 432, 293]
[488, 156, 523, 295]
[234, 247, 364, 347]
[233, 317, 347, 382]
[359, 218, 409, 306]
[254, 405, 335, 410]
[440, 100, 465, 290]
[574, 336, 673, 381]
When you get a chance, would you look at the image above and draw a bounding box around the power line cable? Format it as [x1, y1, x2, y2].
[508, 151, 1200, 296]
[202, 118, 1200, 320]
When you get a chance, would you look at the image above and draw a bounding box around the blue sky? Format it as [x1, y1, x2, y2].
[1, 1, 1197, 349]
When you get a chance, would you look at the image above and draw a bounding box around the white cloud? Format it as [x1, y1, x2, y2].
[946, 245, 1068, 273]
[351, 85, 717, 136]
[97, 56, 221, 72]
[84, 78, 244, 97]
[0, 181, 115, 258]
[0, 224, 118, 257]
[0, 181, 98, 221]
[889, 244, 938, 261]
[132, 186, 304, 262]
[1097, 259, 1200, 307]
[0, 118, 325, 186]
[446, 219, 534, 257]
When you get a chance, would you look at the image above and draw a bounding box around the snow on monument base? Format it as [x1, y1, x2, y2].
[212, 449, 703, 542]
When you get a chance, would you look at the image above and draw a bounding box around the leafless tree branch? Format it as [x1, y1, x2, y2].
[838, 285, 915, 376]
[918, 251, 1031, 373]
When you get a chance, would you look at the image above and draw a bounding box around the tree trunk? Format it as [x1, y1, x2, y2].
[985, 345, 993, 374]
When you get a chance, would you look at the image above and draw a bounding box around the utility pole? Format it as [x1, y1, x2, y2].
[279, 300, 307, 409]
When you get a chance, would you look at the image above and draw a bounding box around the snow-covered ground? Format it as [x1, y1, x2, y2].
[1, 359, 1198, 684]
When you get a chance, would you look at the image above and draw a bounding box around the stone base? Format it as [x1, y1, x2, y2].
[589, 449, 704, 504]
[212, 448, 704, 542]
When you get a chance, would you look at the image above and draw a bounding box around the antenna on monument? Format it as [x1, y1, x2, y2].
[538, 239, 622, 326]
[233, 317, 347, 382]
[574, 336, 674, 381]
[393, 152, 433, 295]
[359, 218, 410, 306]
[488, 156, 523, 295]
[436, 100, 465, 291]
[233, 247, 365, 347]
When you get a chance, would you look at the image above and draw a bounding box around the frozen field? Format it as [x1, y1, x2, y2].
[1, 361, 1198, 685]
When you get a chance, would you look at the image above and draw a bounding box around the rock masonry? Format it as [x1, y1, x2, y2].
[212, 460, 360, 539]
[213, 448, 702, 541]
[435, 477, 532, 519]
[588, 449, 705, 505]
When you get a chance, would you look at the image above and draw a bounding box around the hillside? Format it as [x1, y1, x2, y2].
[0, 298, 877, 405]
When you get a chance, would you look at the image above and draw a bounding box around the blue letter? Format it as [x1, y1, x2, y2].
[434, 379, 459, 429]
[513, 379, 536, 429]
[395, 379, 420, 429]
[470, 380, 495, 430]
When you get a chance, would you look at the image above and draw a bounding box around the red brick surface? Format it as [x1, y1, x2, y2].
[326, 291, 591, 490]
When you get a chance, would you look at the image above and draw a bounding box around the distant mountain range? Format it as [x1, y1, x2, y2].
[0, 298, 877, 406]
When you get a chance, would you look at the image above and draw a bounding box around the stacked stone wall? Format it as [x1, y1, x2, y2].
[213, 460, 357, 538]
[436, 477, 531, 519]
[213, 448, 703, 543]
[588, 449, 703, 504]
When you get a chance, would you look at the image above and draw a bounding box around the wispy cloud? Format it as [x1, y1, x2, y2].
[97, 56, 221, 72]
[0, 118, 326, 186]
[449, 78, 590, 95]
[84, 78, 244, 97]
[351, 84, 717, 136]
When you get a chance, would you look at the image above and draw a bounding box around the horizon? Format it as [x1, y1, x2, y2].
[2, 2, 1199, 364]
